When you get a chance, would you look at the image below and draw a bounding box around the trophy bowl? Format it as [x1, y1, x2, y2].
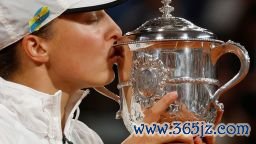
[95, 0, 250, 133]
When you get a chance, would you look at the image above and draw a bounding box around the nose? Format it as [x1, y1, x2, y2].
[105, 13, 122, 41]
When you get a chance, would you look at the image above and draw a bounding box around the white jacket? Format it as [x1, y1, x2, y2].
[0, 77, 104, 144]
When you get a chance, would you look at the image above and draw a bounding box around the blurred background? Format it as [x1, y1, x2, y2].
[79, 0, 256, 143]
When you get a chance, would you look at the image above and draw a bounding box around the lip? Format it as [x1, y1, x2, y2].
[108, 45, 124, 59]
[108, 46, 124, 65]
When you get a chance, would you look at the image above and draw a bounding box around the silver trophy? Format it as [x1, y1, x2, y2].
[95, 0, 250, 133]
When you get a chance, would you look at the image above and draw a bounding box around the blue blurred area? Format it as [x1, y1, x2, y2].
[80, 0, 256, 143]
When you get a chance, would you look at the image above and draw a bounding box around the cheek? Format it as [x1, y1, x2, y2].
[58, 39, 105, 72]
[56, 29, 106, 63]
[51, 20, 109, 68]
[47, 21, 114, 86]
[48, 31, 113, 85]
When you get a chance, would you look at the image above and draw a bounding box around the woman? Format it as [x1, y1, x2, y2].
[0, 0, 210, 143]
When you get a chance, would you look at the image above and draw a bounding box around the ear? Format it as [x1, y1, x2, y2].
[21, 34, 49, 63]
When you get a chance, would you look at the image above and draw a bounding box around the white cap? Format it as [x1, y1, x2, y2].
[0, 0, 124, 50]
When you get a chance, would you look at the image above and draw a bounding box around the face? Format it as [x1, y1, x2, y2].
[45, 10, 122, 89]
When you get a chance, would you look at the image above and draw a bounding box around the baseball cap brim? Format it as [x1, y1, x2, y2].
[0, 0, 126, 50]
[66, 0, 126, 13]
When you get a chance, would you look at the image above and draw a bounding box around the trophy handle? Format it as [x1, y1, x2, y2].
[210, 40, 250, 103]
[94, 87, 122, 119]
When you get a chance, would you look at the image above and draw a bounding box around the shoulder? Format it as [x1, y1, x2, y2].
[0, 120, 17, 144]
[0, 103, 18, 128]
[0, 104, 38, 144]
[70, 120, 104, 144]
[0, 104, 19, 144]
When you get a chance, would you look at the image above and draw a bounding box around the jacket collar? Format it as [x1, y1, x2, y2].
[0, 77, 89, 140]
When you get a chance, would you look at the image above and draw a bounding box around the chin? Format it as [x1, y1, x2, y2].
[104, 72, 116, 85]
[93, 71, 115, 87]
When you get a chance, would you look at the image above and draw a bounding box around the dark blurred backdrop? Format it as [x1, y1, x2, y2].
[79, 0, 256, 143]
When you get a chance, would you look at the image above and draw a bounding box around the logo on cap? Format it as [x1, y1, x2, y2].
[29, 6, 50, 33]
